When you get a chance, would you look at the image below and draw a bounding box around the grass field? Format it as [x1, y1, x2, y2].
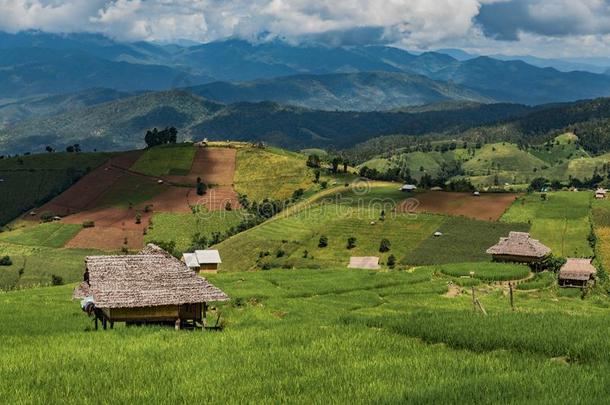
[2, 268, 610, 403]
[516, 271, 556, 290]
[592, 199, 610, 273]
[96, 175, 164, 208]
[0, 242, 101, 290]
[145, 211, 244, 252]
[0, 152, 112, 225]
[216, 186, 442, 271]
[0, 223, 82, 248]
[427, 262, 531, 281]
[130, 144, 196, 176]
[234, 147, 313, 201]
[502, 191, 593, 257]
[404, 216, 530, 265]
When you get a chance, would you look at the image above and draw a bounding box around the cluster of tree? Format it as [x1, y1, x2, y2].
[66, 144, 81, 153]
[528, 175, 606, 192]
[144, 127, 178, 147]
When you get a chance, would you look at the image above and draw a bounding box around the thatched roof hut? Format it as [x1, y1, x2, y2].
[559, 258, 596, 287]
[73, 244, 228, 330]
[486, 231, 551, 262]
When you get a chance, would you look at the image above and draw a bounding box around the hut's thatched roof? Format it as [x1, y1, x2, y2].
[486, 232, 551, 258]
[73, 244, 228, 308]
[559, 258, 596, 281]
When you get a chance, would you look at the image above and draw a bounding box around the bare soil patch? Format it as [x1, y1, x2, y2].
[398, 191, 518, 221]
[32, 151, 143, 217]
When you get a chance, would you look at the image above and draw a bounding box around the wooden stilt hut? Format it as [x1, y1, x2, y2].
[486, 232, 551, 263]
[73, 244, 229, 330]
[558, 258, 597, 288]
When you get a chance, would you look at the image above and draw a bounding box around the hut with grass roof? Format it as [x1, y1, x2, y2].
[73, 244, 229, 330]
[558, 258, 597, 287]
[486, 232, 551, 263]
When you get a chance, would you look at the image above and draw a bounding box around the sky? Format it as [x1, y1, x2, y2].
[1, 0, 610, 58]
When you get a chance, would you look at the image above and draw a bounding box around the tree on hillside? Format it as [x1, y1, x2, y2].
[306, 154, 321, 168]
[379, 238, 391, 253]
[144, 127, 178, 148]
[45, 146, 54, 153]
[347, 236, 357, 249]
[331, 157, 342, 173]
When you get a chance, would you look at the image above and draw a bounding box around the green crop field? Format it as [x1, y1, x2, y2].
[426, 262, 531, 281]
[516, 271, 556, 290]
[130, 144, 196, 176]
[234, 147, 313, 201]
[0, 152, 112, 226]
[502, 191, 593, 257]
[97, 175, 164, 208]
[0, 242, 101, 290]
[2, 267, 610, 403]
[145, 211, 244, 252]
[0, 223, 82, 248]
[404, 216, 530, 265]
[216, 186, 441, 271]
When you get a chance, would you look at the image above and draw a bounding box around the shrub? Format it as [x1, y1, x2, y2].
[82, 221, 95, 228]
[39, 211, 54, 223]
[303, 250, 309, 258]
[135, 213, 142, 224]
[387, 255, 396, 268]
[347, 237, 357, 249]
[318, 235, 328, 248]
[225, 201, 232, 211]
[196, 182, 207, 196]
[0, 255, 12, 266]
[276, 249, 285, 258]
[51, 274, 64, 286]
[379, 238, 391, 253]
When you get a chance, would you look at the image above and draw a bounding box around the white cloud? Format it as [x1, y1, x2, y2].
[0, 0, 609, 58]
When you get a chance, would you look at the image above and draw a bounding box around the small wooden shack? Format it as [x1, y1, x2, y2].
[595, 188, 607, 199]
[348, 257, 380, 269]
[486, 231, 551, 263]
[73, 244, 229, 330]
[558, 258, 596, 287]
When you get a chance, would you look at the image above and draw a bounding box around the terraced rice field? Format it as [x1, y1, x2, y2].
[502, 191, 593, 257]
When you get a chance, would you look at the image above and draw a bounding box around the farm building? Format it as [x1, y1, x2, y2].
[182, 249, 222, 273]
[595, 188, 607, 199]
[73, 244, 229, 330]
[399, 184, 417, 192]
[348, 257, 380, 269]
[486, 231, 551, 263]
[558, 258, 597, 287]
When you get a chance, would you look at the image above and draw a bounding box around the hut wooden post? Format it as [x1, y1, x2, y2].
[202, 302, 208, 329]
[509, 282, 515, 311]
[175, 318, 181, 330]
[95, 316, 98, 330]
[102, 317, 107, 330]
[471, 287, 476, 311]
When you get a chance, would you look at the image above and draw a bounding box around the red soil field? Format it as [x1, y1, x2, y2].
[32, 151, 143, 217]
[397, 191, 518, 221]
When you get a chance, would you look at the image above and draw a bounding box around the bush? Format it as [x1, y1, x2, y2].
[318, 235, 328, 248]
[276, 249, 285, 258]
[51, 274, 64, 286]
[530, 255, 566, 272]
[0, 255, 12, 266]
[82, 221, 95, 228]
[39, 211, 54, 223]
[135, 213, 142, 224]
[225, 202, 232, 211]
[196, 182, 207, 196]
[379, 238, 391, 253]
[387, 255, 396, 268]
[347, 237, 357, 249]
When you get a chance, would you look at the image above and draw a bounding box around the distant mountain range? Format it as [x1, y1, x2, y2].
[188, 72, 491, 111]
[1, 31, 610, 109]
[0, 90, 533, 154]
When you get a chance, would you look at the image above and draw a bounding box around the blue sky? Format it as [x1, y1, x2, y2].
[1, 0, 609, 57]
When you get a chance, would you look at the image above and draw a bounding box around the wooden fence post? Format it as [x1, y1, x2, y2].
[509, 282, 515, 311]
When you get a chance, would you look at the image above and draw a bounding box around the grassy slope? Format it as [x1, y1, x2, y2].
[2, 269, 610, 402]
[0, 152, 113, 225]
[0, 242, 100, 289]
[0, 223, 82, 248]
[234, 146, 314, 201]
[216, 186, 441, 271]
[404, 216, 530, 265]
[130, 144, 196, 176]
[145, 211, 244, 252]
[96, 176, 164, 208]
[463, 143, 546, 178]
[502, 191, 593, 257]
